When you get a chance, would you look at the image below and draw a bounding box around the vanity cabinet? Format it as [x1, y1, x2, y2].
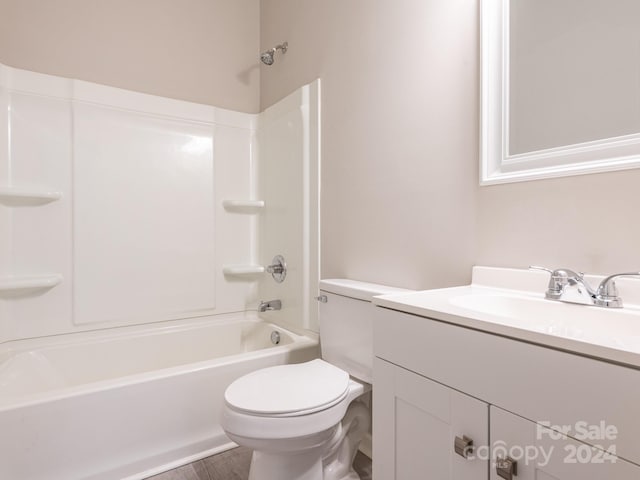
[371, 306, 640, 479]
[373, 358, 489, 480]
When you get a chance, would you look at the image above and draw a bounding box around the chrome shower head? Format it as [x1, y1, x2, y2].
[261, 50, 275, 66]
[260, 42, 288, 66]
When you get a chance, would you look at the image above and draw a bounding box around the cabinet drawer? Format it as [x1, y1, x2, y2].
[373, 306, 640, 464]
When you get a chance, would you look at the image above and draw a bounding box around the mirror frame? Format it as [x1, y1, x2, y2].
[480, 0, 640, 185]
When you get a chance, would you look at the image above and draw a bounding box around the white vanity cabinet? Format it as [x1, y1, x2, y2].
[373, 358, 489, 480]
[371, 305, 640, 480]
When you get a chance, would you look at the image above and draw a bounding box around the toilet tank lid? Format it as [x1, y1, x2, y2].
[319, 278, 413, 301]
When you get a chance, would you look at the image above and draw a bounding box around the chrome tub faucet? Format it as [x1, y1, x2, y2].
[258, 299, 282, 312]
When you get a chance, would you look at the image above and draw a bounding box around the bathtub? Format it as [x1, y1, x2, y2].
[0, 313, 319, 480]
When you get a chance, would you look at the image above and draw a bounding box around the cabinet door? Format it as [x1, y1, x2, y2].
[373, 358, 489, 480]
[490, 406, 640, 480]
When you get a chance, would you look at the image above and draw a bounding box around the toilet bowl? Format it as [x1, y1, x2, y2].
[221, 279, 410, 480]
[222, 360, 369, 480]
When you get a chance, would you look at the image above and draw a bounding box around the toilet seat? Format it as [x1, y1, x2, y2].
[224, 359, 350, 417]
[221, 376, 368, 441]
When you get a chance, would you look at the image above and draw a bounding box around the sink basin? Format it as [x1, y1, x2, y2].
[449, 292, 640, 351]
[373, 266, 640, 368]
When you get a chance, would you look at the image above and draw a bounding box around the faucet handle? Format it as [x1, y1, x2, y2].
[529, 266, 563, 299]
[529, 266, 583, 299]
[595, 272, 640, 308]
[529, 265, 553, 274]
[529, 266, 584, 280]
[265, 255, 287, 283]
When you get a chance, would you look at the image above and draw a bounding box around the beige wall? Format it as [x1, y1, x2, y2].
[260, 0, 478, 290]
[477, 169, 640, 273]
[0, 0, 260, 112]
[261, 0, 640, 289]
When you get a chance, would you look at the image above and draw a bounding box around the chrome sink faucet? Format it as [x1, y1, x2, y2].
[530, 266, 640, 308]
[529, 266, 595, 305]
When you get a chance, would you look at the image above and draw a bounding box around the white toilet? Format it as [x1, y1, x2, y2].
[221, 279, 408, 480]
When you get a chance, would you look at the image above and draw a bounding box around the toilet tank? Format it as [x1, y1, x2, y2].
[318, 279, 411, 384]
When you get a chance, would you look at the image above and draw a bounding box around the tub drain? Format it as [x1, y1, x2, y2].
[270, 330, 281, 345]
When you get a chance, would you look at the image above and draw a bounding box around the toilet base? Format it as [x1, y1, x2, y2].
[242, 400, 371, 480]
[239, 426, 335, 480]
[322, 400, 371, 480]
[249, 448, 325, 480]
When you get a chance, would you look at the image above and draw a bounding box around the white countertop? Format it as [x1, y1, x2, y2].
[373, 266, 640, 369]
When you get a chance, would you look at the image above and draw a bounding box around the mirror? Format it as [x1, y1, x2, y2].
[481, 0, 640, 184]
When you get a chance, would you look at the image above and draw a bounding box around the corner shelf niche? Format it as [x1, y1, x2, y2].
[222, 200, 265, 213]
[0, 274, 63, 294]
[0, 186, 63, 206]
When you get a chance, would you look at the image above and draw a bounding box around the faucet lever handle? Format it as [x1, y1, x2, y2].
[595, 272, 640, 308]
[529, 266, 583, 278]
[529, 266, 580, 299]
[529, 265, 553, 274]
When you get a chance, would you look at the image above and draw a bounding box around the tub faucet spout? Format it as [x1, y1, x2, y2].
[259, 299, 282, 312]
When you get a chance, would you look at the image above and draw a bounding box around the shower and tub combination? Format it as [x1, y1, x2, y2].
[0, 60, 321, 479]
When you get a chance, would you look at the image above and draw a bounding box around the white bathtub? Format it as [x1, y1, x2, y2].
[0, 313, 319, 480]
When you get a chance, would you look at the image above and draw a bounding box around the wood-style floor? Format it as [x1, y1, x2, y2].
[147, 447, 372, 480]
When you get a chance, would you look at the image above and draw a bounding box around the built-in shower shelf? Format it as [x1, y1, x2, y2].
[222, 265, 265, 276]
[222, 200, 265, 212]
[0, 274, 63, 293]
[0, 187, 63, 206]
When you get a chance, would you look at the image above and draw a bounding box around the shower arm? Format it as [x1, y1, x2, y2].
[273, 42, 288, 54]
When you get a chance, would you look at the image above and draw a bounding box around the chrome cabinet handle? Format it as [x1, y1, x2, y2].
[496, 456, 518, 480]
[454, 435, 474, 459]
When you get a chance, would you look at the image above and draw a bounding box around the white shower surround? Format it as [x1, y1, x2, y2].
[0, 64, 322, 477]
[0, 63, 320, 341]
[0, 62, 262, 342]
